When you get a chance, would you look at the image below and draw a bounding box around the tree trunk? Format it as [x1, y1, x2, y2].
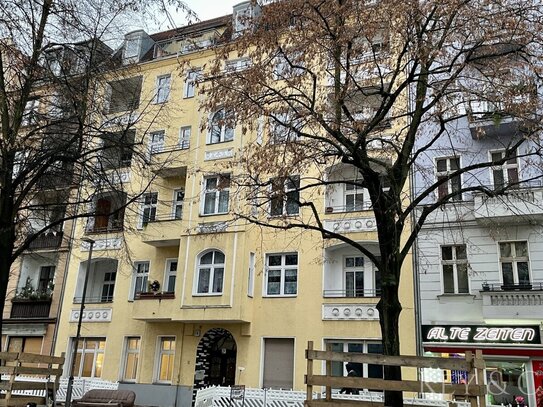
[377, 281, 403, 407]
[373, 200, 404, 407]
[0, 199, 15, 341]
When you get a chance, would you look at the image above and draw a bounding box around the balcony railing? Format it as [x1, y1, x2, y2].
[324, 202, 373, 213]
[86, 224, 124, 234]
[135, 291, 175, 300]
[323, 288, 381, 298]
[28, 231, 63, 250]
[73, 295, 113, 304]
[481, 282, 543, 292]
[10, 298, 52, 318]
[144, 213, 182, 224]
[150, 141, 190, 155]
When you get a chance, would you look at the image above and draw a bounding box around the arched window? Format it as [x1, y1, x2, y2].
[196, 250, 225, 294]
[209, 109, 234, 144]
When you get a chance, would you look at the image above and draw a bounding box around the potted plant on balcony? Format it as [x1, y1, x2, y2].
[13, 278, 53, 301]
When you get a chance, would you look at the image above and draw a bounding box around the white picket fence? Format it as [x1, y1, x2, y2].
[194, 386, 480, 407]
[0, 375, 118, 401]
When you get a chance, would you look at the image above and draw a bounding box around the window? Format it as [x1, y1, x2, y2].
[87, 192, 127, 233]
[263, 338, 294, 389]
[38, 266, 55, 292]
[248, 252, 255, 297]
[156, 337, 175, 383]
[344, 180, 365, 212]
[441, 245, 469, 294]
[274, 51, 305, 79]
[173, 189, 184, 220]
[203, 175, 230, 215]
[7, 336, 42, 354]
[22, 99, 40, 126]
[141, 193, 158, 226]
[107, 77, 142, 114]
[436, 157, 461, 201]
[101, 271, 116, 302]
[149, 130, 165, 154]
[208, 109, 234, 144]
[155, 75, 171, 103]
[179, 126, 191, 149]
[325, 340, 383, 383]
[71, 338, 106, 378]
[270, 176, 300, 217]
[265, 253, 298, 296]
[196, 251, 225, 294]
[269, 113, 301, 144]
[100, 130, 135, 170]
[226, 58, 252, 72]
[132, 262, 149, 299]
[184, 70, 200, 98]
[164, 260, 177, 293]
[344, 256, 365, 297]
[491, 150, 519, 189]
[500, 241, 530, 287]
[121, 337, 140, 382]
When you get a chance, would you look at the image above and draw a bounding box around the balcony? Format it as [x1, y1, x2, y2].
[322, 293, 380, 321]
[149, 147, 189, 178]
[28, 232, 63, 250]
[135, 291, 175, 300]
[10, 299, 52, 319]
[480, 282, 543, 319]
[473, 187, 543, 224]
[141, 215, 183, 247]
[73, 295, 113, 304]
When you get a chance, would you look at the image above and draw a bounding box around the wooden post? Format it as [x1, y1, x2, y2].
[474, 350, 486, 407]
[306, 341, 313, 406]
[325, 343, 332, 402]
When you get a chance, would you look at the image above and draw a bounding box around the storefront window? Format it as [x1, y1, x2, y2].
[486, 360, 529, 406]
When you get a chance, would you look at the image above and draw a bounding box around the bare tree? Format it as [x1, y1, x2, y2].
[0, 0, 193, 340]
[200, 0, 543, 404]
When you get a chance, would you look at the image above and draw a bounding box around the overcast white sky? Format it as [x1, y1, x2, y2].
[184, 0, 240, 21]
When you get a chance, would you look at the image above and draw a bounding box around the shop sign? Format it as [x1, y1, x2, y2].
[421, 325, 541, 344]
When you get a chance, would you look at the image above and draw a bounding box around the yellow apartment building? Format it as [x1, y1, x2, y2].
[54, 4, 416, 406]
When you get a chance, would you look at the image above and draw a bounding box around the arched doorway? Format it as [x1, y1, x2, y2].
[193, 328, 237, 393]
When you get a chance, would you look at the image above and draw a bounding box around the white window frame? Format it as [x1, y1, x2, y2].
[490, 149, 519, 189]
[179, 126, 191, 149]
[194, 250, 225, 295]
[121, 336, 140, 382]
[248, 252, 255, 297]
[435, 156, 462, 201]
[264, 253, 298, 297]
[183, 70, 200, 98]
[499, 241, 531, 286]
[140, 192, 158, 227]
[164, 259, 178, 293]
[130, 261, 150, 300]
[269, 176, 300, 217]
[172, 189, 184, 220]
[344, 255, 365, 297]
[208, 109, 234, 144]
[440, 245, 469, 294]
[269, 112, 301, 144]
[149, 130, 165, 154]
[226, 58, 252, 72]
[155, 74, 171, 103]
[70, 337, 106, 378]
[202, 175, 230, 215]
[323, 339, 383, 381]
[154, 336, 175, 384]
[343, 180, 366, 212]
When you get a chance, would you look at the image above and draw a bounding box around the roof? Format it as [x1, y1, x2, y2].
[149, 15, 232, 42]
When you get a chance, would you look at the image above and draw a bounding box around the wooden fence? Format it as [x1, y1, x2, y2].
[0, 351, 65, 406]
[305, 341, 486, 407]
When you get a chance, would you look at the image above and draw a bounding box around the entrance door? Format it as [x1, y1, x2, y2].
[193, 328, 237, 392]
[208, 348, 236, 386]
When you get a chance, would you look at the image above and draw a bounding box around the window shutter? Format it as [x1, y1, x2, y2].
[263, 338, 294, 389]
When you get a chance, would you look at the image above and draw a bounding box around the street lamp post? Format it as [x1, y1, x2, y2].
[65, 237, 95, 407]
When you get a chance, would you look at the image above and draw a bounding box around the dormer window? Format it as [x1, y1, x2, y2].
[233, 1, 261, 38]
